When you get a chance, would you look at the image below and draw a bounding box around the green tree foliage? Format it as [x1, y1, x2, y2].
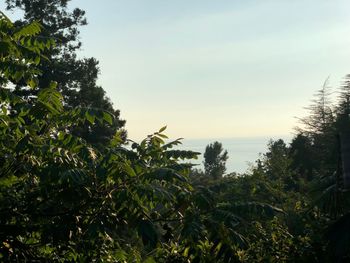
[290, 77, 350, 261]
[0, 16, 304, 258]
[203, 141, 228, 179]
[0, 15, 198, 261]
[262, 140, 291, 179]
[4, 5, 350, 261]
[5, 0, 126, 145]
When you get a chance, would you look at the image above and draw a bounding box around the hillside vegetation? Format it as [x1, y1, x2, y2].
[1, 3, 350, 262]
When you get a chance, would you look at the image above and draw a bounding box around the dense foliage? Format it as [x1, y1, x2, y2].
[1, 3, 350, 262]
[203, 141, 228, 179]
[5, 0, 126, 145]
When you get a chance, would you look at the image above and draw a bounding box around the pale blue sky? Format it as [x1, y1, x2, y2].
[5, 0, 350, 140]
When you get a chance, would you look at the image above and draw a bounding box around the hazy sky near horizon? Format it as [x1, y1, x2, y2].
[6, 0, 350, 140]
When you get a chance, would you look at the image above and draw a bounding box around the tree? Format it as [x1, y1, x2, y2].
[203, 141, 228, 179]
[334, 75, 350, 134]
[255, 139, 298, 192]
[0, 14, 200, 261]
[5, 0, 126, 145]
[289, 133, 314, 181]
[0, 10, 286, 263]
[298, 78, 334, 136]
[4, 6, 343, 260]
[297, 79, 337, 177]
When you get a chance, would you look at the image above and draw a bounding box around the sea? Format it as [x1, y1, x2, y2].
[179, 136, 292, 174]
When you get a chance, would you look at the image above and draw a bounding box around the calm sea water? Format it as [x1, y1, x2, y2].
[179, 136, 292, 173]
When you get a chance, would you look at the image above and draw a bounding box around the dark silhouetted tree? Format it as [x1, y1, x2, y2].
[335, 75, 350, 134]
[289, 133, 314, 181]
[5, 0, 126, 145]
[298, 79, 337, 176]
[298, 78, 334, 136]
[260, 139, 298, 191]
[203, 141, 228, 179]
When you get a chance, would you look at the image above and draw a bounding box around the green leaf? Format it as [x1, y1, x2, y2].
[13, 20, 42, 39]
[85, 110, 95, 124]
[159, 125, 167, 133]
[1, 106, 7, 115]
[114, 249, 127, 261]
[49, 81, 58, 89]
[34, 56, 40, 65]
[123, 163, 136, 177]
[183, 247, 190, 257]
[143, 257, 156, 263]
[103, 111, 113, 125]
[36, 82, 63, 114]
[27, 78, 38, 89]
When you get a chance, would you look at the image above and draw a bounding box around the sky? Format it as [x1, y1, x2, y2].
[4, 0, 350, 141]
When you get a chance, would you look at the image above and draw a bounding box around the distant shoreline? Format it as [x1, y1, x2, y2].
[180, 135, 293, 173]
